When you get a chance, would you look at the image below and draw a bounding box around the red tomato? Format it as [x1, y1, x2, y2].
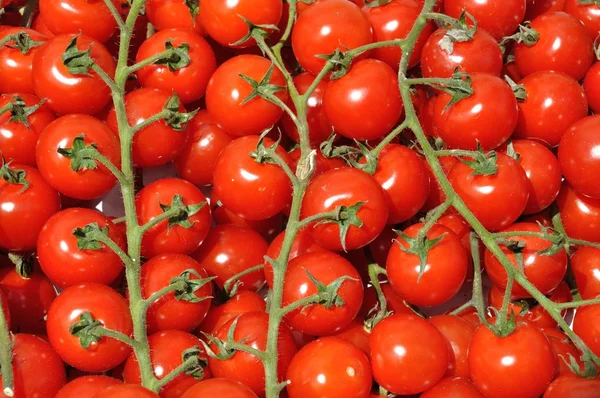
[573, 304, 600, 357]
[363, 0, 434, 70]
[557, 182, 600, 243]
[191, 225, 267, 291]
[324, 59, 402, 141]
[422, 155, 459, 212]
[32, 13, 55, 37]
[56, 376, 122, 398]
[145, 0, 206, 36]
[291, 0, 373, 75]
[331, 319, 372, 355]
[525, 0, 565, 20]
[46, 283, 133, 372]
[0, 28, 47, 95]
[124, 330, 210, 398]
[359, 282, 414, 320]
[197, 290, 266, 336]
[444, 0, 526, 40]
[429, 315, 475, 378]
[32, 34, 115, 115]
[36, 114, 120, 200]
[468, 324, 555, 398]
[572, 247, 600, 300]
[142, 254, 212, 334]
[106, 88, 189, 168]
[205, 55, 288, 137]
[287, 148, 346, 179]
[282, 251, 363, 336]
[136, 29, 216, 104]
[213, 136, 292, 220]
[370, 314, 448, 395]
[421, 27, 502, 78]
[181, 378, 257, 398]
[421, 377, 484, 398]
[367, 227, 396, 267]
[449, 152, 529, 231]
[547, 335, 583, 378]
[211, 202, 284, 242]
[0, 164, 61, 251]
[94, 385, 159, 398]
[517, 73, 587, 149]
[584, 62, 600, 114]
[136, 178, 211, 258]
[433, 73, 518, 150]
[514, 12, 593, 81]
[0, 334, 66, 397]
[208, 312, 297, 396]
[564, 0, 600, 37]
[544, 376, 600, 398]
[301, 168, 388, 251]
[286, 337, 372, 398]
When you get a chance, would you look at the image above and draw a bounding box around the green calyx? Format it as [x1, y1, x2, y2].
[0, 158, 29, 192]
[231, 15, 279, 47]
[57, 134, 100, 172]
[69, 312, 104, 349]
[460, 144, 499, 176]
[250, 130, 282, 164]
[438, 11, 478, 54]
[159, 194, 206, 229]
[7, 253, 35, 279]
[239, 63, 286, 106]
[4, 31, 44, 54]
[184, 0, 199, 20]
[505, 76, 527, 102]
[181, 347, 208, 379]
[364, 0, 393, 7]
[394, 229, 445, 283]
[72, 222, 110, 251]
[303, 268, 357, 308]
[164, 94, 198, 131]
[62, 35, 95, 76]
[3, 95, 44, 128]
[156, 41, 191, 72]
[316, 48, 354, 80]
[168, 269, 214, 303]
[316, 201, 366, 252]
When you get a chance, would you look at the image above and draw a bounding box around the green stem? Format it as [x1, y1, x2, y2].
[88, 149, 128, 184]
[366, 263, 388, 329]
[266, 148, 299, 189]
[556, 297, 600, 309]
[131, 110, 169, 134]
[222, 265, 265, 295]
[21, 0, 38, 28]
[435, 149, 481, 158]
[423, 12, 460, 27]
[92, 232, 135, 269]
[469, 233, 487, 320]
[0, 295, 13, 398]
[370, 119, 410, 158]
[97, 327, 136, 347]
[450, 300, 474, 316]
[498, 273, 514, 324]
[279, 292, 328, 315]
[295, 209, 339, 230]
[568, 238, 600, 250]
[103, 0, 126, 30]
[153, 356, 198, 391]
[143, 284, 180, 309]
[126, 49, 175, 75]
[91, 64, 121, 94]
[272, 0, 296, 54]
[138, 207, 180, 236]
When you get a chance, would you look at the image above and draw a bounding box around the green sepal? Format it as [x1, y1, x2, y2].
[316, 202, 366, 252]
[169, 269, 215, 303]
[57, 134, 99, 172]
[4, 31, 45, 54]
[164, 94, 198, 131]
[69, 311, 103, 349]
[238, 63, 286, 106]
[8, 252, 35, 279]
[72, 222, 109, 251]
[438, 11, 478, 54]
[181, 346, 209, 379]
[459, 144, 499, 176]
[230, 14, 279, 47]
[184, 0, 199, 20]
[0, 157, 30, 192]
[505, 75, 527, 102]
[159, 194, 206, 229]
[4, 95, 44, 128]
[155, 41, 191, 72]
[315, 48, 353, 80]
[61, 35, 95, 76]
[441, 69, 475, 112]
[303, 268, 357, 308]
[250, 129, 281, 164]
[393, 229, 445, 283]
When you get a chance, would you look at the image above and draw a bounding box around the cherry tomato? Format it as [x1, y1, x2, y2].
[572, 247, 600, 300]
[32, 14, 56, 37]
[46, 283, 133, 372]
[205, 55, 288, 137]
[291, 0, 373, 75]
[525, 0, 565, 20]
[564, 0, 600, 37]
[287, 148, 346, 179]
[514, 12, 593, 81]
[0, 28, 47, 95]
[547, 335, 583, 378]
[94, 385, 159, 398]
[573, 304, 600, 357]
[0, 164, 61, 252]
[181, 378, 258, 398]
[136, 178, 211, 258]
[32, 34, 115, 115]
[444, 0, 526, 40]
[429, 315, 475, 378]
[544, 376, 600, 398]
[421, 377, 484, 398]
[197, 290, 266, 336]
[422, 155, 459, 212]
[286, 337, 372, 398]
[557, 182, 600, 243]
[56, 376, 122, 398]
[211, 202, 284, 242]
[359, 282, 414, 321]
[331, 319, 372, 355]
[145, 0, 206, 36]
[370, 314, 449, 395]
[584, 62, 600, 114]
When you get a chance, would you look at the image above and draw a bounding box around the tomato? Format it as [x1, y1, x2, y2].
[444, 0, 526, 40]
[0, 334, 66, 398]
[421, 27, 502, 78]
[584, 62, 600, 114]
[525, 0, 565, 20]
[564, 0, 600, 37]
[211, 202, 284, 242]
[514, 12, 593, 81]
[282, 251, 363, 336]
[197, 290, 266, 336]
[371, 314, 448, 395]
[213, 136, 292, 221]
[191, 225, 267, 291]
[422, 155, 459, 212]
[94, 385, 159, 398]
[208, 312, 297, 396]
[287, 148, 346, 179]
[145, 0, 206, 36]
[32, 34, 115, 115]
[468, 323, 555, 398]
[421, 377, 484, 398]
[136, 178, 211, 258]
[0, 164, 61, 252]
[515, 72, 587, 149]
[544, 376, 600, 398]
[46, 283, 133, 372]
[547, 335, 583, 378]
[0, 93, 55, 166]
[142, 254, 212, 334]
[429, 315, 475, 378]
[38, 0, 121, 42]
[367, 227, 396, 267]
[449, 152, 529, 231]
[433, 73, 518, 150]
[387, 223, 466, 306]
[331, 319, 372, 354]
[0, 28, 47, 95]
[291, 0, 373, 75]
[32, 14, 55, 37]
[37, 208, 126, 288]
[286, 337, 372, 398]
[301, 168, 388, 251]
[557, 182, 600, 243]
[573, 304, 600, 357]
[181, 379, 257, 398]
[205, 55, 288, 137]
[280, 72, 332, 146]
[572, 247, 600, 300]
[124, 330, 210, 398]
[363, 0, 434, 70]
[324, 59, 402, 141]
[106, 88, 189, 168]
[56, 376, 122, 398]
[359, 282, 414, 320]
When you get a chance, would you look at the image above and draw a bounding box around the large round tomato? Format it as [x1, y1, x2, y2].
[584, 62, 600, 114]
[557, 182, 600, 243]
[429, 315, 475, 378]
[544, 376, 600, 398]
[0, 28, 47, 95]
[181, 379, 257, 398]
[197, 290, 266, 336]
[573, 304, 600, 357]
[56, 376, 122, 398]
[444, 0, 526, 40]
[94, 385, 158, 398]
[421, 377, 484, 398]
[571, 247, 600, 300]
[145, 0, 206, 35]
[564, 0, 600, 37]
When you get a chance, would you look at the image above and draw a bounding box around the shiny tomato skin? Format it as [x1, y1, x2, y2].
[46, 283, 133, 372]
[363, 0, 434, 70]
[106, 88, 189, 168]
[301, 168, 388, 251]
[213, 136, 292, 220]
[564, 0, 600, 37]
[331, 319, 372, 355]
[584, 62, 600, 114]
[145, 0, 206, 36]
[0, 165, 61, 252]
[292, 0, 373, 75]
[56, 376, 122, 398]
[324, 59, 402, 141]
[572, 247, 600, 300]
[514, 12, 593, 81]
[370, 314, 449, 395]
[444, 0, 525, 40]
[94, 385, 159, 398]
[211, 202, 284, 242]
[37, 208, 125, 289]
[36, 114, 120, 200]
[0, 28, 47, 95]
[421, 27, 502, 78]
[181, 379, 258, 398]
[544, 376, 600, 398]
[196, 290, 266, 336]
[209, 312, 297, 396]
[429, 315, 475, 378]
[286, 337, 372, 398]
[282, 251, 364, 336]
[136, 178, 211, 258]
[142, 254, 213, 334]
[525, 0, 565, 20]
[449, 153, 529, 231]
[573, 304, 600, 357]
[123, 330, 210, 398]
[421, 377, 484, 398]
[191, 225, 267, 291]
[387, 223, 467, 307]
[205, 55, 288, 137]
[546, 335, 583, 378]
[557, 182, 600, 243]
[32, 34, 115, 115]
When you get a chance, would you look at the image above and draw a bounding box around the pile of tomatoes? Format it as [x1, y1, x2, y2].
[2, 0, 600, 397]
